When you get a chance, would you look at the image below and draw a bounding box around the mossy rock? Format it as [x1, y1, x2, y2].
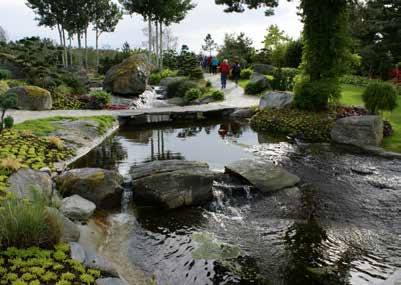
[6, 86, 52, 110]
[103, 54, 151, 96]
[0, 80, 10, 93]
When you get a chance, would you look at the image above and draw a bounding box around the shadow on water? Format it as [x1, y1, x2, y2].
[73, 119, 401, 285]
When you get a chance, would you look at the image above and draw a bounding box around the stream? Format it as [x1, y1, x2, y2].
[74, 120, 401, 285]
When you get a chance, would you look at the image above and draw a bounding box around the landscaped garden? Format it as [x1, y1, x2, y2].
[1, 0, 401, 284]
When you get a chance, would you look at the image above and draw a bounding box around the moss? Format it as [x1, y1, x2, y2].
[23, 86, 50, 97]
[109, 56, 143, 81]
[0, 52, 17, 61]
[14, 116, 116, 136]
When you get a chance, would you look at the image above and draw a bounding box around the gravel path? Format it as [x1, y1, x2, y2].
[9, 74, 259, 124]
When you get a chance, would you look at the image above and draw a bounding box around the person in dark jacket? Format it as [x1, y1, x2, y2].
[231, 62, 241, 87]
[219, 59, 230, 89]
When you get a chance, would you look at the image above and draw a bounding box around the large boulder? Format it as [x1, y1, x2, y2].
[249, 73, 270, 90]
[259, 91, 294, 111]
[6, 86, 52, 110]
[130, 160, 215, 209]
[252, 64, 274, 75]
[331, 115, 384, 147]
[7, 168, 53, 201]
[96, 278, 129, 285]
[225, 159, 300, 193]
[60, 195, 96, 221]
[57, 168, 123, 209]
[104, 54, 151, 96]
[159, 76, 186, 87]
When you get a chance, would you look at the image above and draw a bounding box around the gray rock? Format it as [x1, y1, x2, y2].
[249, 73, 270, 91]
[60, 195, 96, 221]
[69, 242, 86, 263]
[7, 168, 53, 201]
[225, 159, 300, 193]
[230, 108, 256, 120]
[331, 115, 383, 147]
[252, 64, 275, 75]
[104, 54, 151, 96]
[6, 86, 52, 110]
[259, 91, 294, 110]
[159, 76, 186, 87]
[96, 278, 129, 285]
[167, 97, 186, 106]
[39, 167, 52, 176]
[57, 168, 123, 209]
[131, 160, 214, 209]
[46, 207, 80, 242]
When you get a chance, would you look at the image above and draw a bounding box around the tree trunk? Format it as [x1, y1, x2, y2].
[77, 33, 83, 67]
[155, 21, 159, 68]
[96, 29, 100, 73]
[69, 35, 73, 66]
[84, 28, 88, 69]
[148, 17, 152, 64]
[62, 28, 68, 68]
[160, 21, 163, 70]
[57, 24, 65, 68]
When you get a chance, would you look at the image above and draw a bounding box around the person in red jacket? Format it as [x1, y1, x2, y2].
[219, 59, 230, 89]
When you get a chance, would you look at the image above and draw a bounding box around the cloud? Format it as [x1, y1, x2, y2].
[0, 0, 302, 51]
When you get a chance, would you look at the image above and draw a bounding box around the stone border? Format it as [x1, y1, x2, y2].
[54, 120, 120, 172]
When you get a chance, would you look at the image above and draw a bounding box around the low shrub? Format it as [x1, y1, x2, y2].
[205, 80, 212, 88]
[271, 68, 300, 91]
[148, 73, 162, 85]
[167, 80, 198, 98]
[188, 67, 204, 80]
[0, 81, 10, 93]
[251, 108, 337, 142]
[0, 69, 11, 80]
[0, 156, 22, 173]
[89, 91, 112, 106]
[245, 81, 269, 95]
[362, 81, 398, 114]
[340, 75, 374, 87]
[59, 73, 86, 95]
[294, 76, 340, 111]
[240, 68, 253, 80]
[211, 90, 225, 101]
[0, 195, 61, 248]
[184, 88, 202, 102]
[149, 69, 178, 85]
[4, 115, 14, 129]
[52, 85, 83, 110]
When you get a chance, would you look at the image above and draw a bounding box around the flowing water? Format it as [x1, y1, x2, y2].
[75, 120, 401, 285]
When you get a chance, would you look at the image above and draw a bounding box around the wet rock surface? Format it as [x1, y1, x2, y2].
[95, 278, 129, 285]
[225, 159, 300, 193]
[60, 195, 96, 221]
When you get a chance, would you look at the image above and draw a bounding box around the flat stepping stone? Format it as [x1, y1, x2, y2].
[225, 159, 300, 193]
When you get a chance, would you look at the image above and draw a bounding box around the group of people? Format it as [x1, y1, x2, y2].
[201, 55, 242, 89]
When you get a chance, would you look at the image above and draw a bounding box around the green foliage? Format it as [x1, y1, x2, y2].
[0, 196, 61, 248]
[294, 76, 341, 111]
[4, 80, 27, 89]
[89, 91, 112, 106]
[163, 49, 179, 70]
[210, 90, 225, 101]
[167, 79, 198, 98]
[177, 47, 203, 80]
[188, 67, 204, 80]
[205, 80, 212, 88]
[0, 93, 17, 132]
[245, 80, 270, 95]
[0, 245, 102, 285]
[251, 108, 337, 142]
[271, 68, 300, 91]
[59, 73, 86, 95]
[148, 69, 177, 85]
[0, 81, 10, 94]
[0, 69, 11, 80]
[362, 82, 398, 114]
[4, 116, 14, 129]
[339, 75, 375, 87]
[240, 68, 252, 80]
[184, 88, 202, 103]
[52, 85, 83, 110]
[283, 39, 303, 68]
[218, 33, 254, 66]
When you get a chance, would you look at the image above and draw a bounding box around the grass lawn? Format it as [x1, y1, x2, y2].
[340, 84, 401, 153]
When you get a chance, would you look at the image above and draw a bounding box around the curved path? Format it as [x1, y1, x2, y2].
[9, 74, 259, 124]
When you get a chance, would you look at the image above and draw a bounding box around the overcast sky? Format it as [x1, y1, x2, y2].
[0, 0, 302, 52]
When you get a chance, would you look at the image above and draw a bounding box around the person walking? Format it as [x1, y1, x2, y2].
[211, 56, 219, 74]
[219, 59, 230, 89]
[207, 55, 213, 73]
[231, 62, 241, 87]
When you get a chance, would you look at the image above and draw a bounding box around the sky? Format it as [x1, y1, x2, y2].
[0, 0, 302, 53]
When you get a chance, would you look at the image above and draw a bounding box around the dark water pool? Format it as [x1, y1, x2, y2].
[75, 121, 401, 285]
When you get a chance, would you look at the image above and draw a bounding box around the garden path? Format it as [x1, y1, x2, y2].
[9, 74, 259, 124]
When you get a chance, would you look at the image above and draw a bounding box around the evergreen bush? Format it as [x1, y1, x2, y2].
[362, 82, 398, 114]
[184, 88, 202, 102]
[240, 68, 253, 80]
[0, 69, 11, 80]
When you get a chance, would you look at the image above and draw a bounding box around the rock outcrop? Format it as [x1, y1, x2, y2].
[130, 160, 215, 209]
[57, 168, 123, 209]
[104, 54, 151, 96]
[225, 159, 300, 193]
[331, 115, 384, 147]
[259, 91, 293, 110]
[249, 73, 270, 91]
[6, 86, 52, 110]
[252, 64, 274, 75]
[60, 195, 96, 221]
